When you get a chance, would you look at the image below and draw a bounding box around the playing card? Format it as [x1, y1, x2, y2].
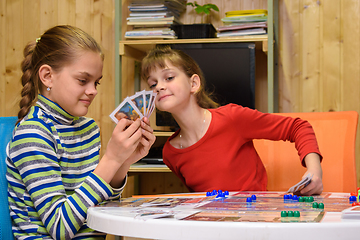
[287, 173, 313, 193]
[146, 92, 157, 118]
[109, 97, 143, 123]
[129, 91, 146, 116]
[144, 90, 153, 116]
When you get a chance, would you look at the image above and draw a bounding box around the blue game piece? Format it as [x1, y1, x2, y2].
[246, 197, 252, 203]
[224, 191, 229, 195]
[216, 192, 225, 198]
[206, 192, 211, 197]
[283, 195, 289, 200]
[218, 190, 223, 194]
[251, 195, 257, 201]
[349, 196, 357, 202]
[211, 190, 217, 195]
[292, 195, 299, 201]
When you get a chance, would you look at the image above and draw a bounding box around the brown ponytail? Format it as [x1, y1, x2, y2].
[17, 25, 103, 125]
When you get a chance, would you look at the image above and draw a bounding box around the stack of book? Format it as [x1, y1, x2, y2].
[125, 0, 187, 39]
[217, 9, 267, 38]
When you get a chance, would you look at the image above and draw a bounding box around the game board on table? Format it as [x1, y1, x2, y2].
[96, 191, 354, 223]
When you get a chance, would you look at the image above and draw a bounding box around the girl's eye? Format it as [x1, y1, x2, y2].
[95, 81, 101, 87]
[166, 76, 174, 81]
[78, 79, 87, 84]
[149, 83, 157, 89]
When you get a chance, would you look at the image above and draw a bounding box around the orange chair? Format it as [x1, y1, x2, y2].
[253, 111, 358, 193]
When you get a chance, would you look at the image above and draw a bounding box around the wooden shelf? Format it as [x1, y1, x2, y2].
[129, 164, 171, 173]
[154, 131, 174, 137]
[119, 35, 268, 61]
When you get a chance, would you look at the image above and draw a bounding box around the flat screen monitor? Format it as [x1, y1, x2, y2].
[155, 42, 256, 129]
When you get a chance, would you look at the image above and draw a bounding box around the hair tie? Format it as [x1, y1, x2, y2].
[36, 37, 41, 43]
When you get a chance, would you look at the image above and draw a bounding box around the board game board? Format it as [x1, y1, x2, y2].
[96, 191, 354, 223]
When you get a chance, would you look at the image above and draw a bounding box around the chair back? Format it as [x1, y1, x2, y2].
[0, 117, 17, 240]
[253, 111, 358, 193]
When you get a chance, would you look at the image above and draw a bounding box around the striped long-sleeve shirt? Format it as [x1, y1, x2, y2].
[6, 94, 124, 240]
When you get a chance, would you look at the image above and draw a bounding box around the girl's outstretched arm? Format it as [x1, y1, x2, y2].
[299, 153, 323, 195]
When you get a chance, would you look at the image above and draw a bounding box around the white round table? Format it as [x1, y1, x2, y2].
[87, 193, 360, 240]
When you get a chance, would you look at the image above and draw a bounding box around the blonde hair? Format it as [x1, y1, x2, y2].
[141, 45, 219, 109]
[18, 25, 103, 124]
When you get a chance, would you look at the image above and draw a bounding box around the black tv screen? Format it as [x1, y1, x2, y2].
[156, 42, 256, 128]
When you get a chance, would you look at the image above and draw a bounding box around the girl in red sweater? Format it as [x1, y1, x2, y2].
[141, 46, 323, 195]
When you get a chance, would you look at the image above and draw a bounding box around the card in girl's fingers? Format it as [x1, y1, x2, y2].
[146, 92, 157, 118]
[144, 90, 153, 116]
[129, 91, 146, 117]
[109, 97, 143, 123]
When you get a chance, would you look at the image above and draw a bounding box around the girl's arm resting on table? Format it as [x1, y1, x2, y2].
[299, 152, 323, 195]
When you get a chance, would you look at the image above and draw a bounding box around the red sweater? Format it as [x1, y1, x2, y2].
[162, 104, 322, 192]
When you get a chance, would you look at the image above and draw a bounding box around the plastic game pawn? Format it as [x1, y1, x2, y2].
[349, 196, 357, 202]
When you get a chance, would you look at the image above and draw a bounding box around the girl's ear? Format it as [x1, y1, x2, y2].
[38, 64, 53, 89]
[190, 74, 201, 93]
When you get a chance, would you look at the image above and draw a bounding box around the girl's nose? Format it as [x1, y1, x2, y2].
[85, 85, 98, 96]
[155, 81, 166, 92]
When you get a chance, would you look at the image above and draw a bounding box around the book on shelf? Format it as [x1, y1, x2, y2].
[125, 28, 176, 39]
[225, 9, 268, 17]
[127, 10, 181, 23]
[222, 15, 268, 23]
[129, 0, 187, 12]
[217, 22, 267, 32]
[127, 21, 176, 27]
[127, 16, 176, 22]
[221, 9, 268, 24]
[217, 27, 267, 38]
[125, 35, 177, 39]
[130, 12, 171, 16]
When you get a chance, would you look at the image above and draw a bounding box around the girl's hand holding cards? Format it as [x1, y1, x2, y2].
[108, 90, 157, 166]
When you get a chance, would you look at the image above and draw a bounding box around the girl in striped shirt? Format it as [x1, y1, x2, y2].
[6, 25, 156, 239]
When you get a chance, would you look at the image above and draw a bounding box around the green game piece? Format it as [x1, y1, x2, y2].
[281, 211, 287, 217]
[318, 203, 324, 209]
[298, 197, 304, 202]
[294, 211, 300, 217]
[312, 202, 319, 208]
[309, 196, 314, 202]
[287, 211, 294, 217]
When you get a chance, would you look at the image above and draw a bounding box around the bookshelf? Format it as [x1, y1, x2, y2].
[115, 0, 277, 114]
[114, 0, 278, 196]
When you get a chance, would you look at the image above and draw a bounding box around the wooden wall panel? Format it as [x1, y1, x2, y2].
[278, 0, 360, 187]
[0, 0, 115, 157]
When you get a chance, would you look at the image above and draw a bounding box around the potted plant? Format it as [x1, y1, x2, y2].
[172, 1, 219, 39]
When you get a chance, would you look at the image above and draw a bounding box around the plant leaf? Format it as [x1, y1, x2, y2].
[208, 4, 219, 12]
[195, 6, 204, 14]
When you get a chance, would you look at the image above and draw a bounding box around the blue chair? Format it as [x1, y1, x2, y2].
[0, 117, 17, 240]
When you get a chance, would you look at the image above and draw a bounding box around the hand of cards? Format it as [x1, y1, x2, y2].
[109, 90, 157, 124]
[287, 173, 313, 194]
